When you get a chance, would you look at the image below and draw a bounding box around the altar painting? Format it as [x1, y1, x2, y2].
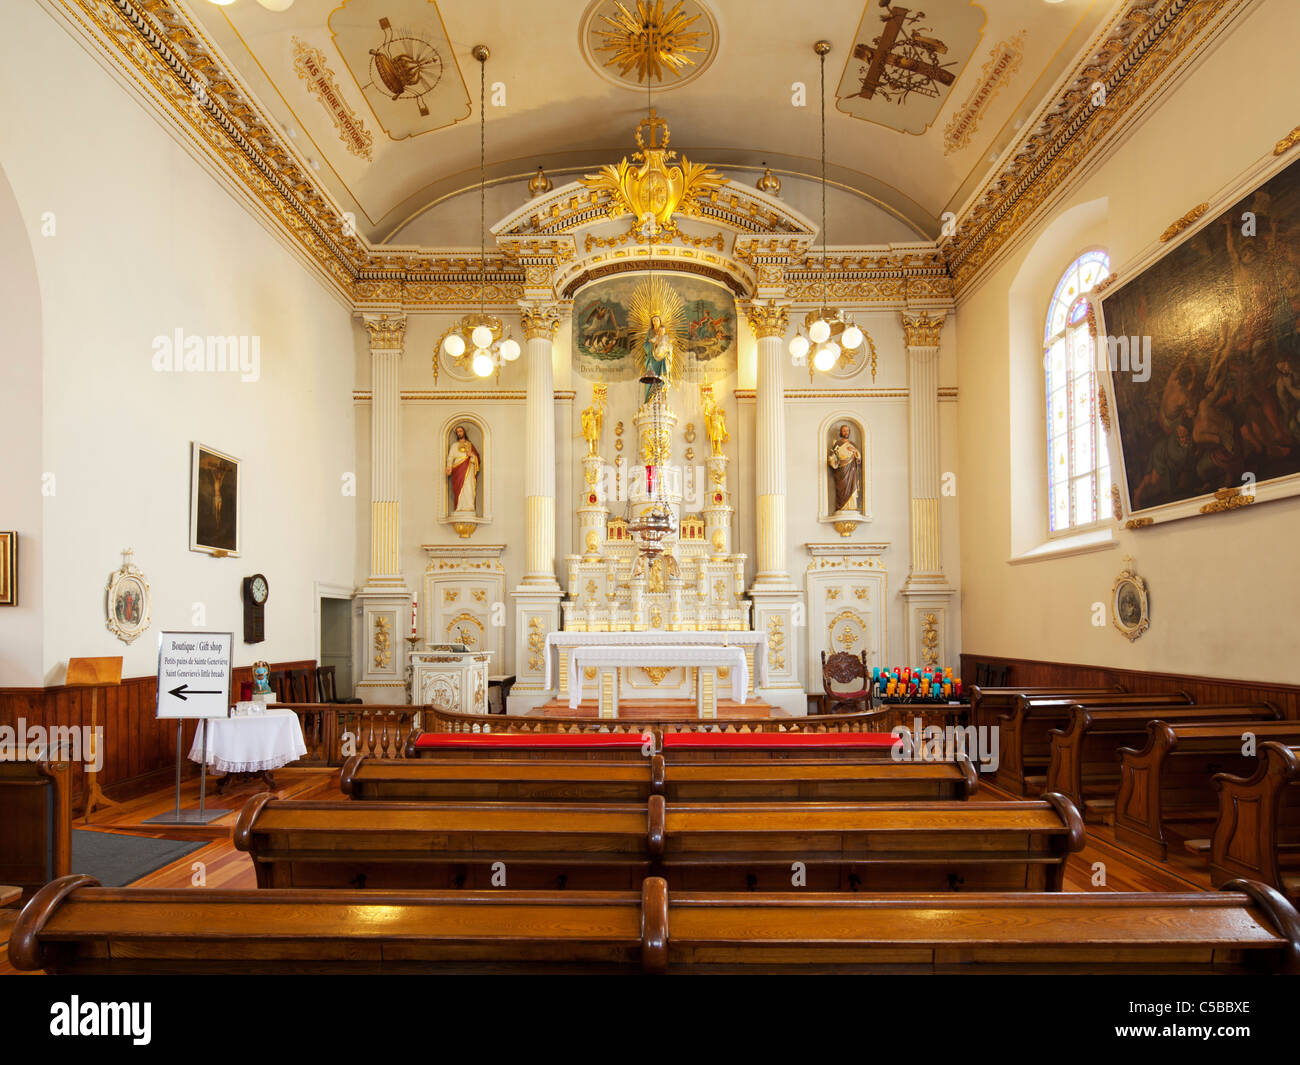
[572, 273, 737, 385]
[1102, 158, 1300, 516]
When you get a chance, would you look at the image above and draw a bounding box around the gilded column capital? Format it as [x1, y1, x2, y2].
[520, 304, 562, 341]
[899, 310, 946, 349]
[742, 300, 790, 340]
[361, 312, 407, 351]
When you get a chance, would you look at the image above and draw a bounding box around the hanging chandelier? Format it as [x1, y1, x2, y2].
[787, 41, 868, 379]
[441, 45, 519, 377]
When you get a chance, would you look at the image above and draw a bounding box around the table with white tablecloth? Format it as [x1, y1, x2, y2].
[188, 707, 307, 790]
[567, 645, 749, 718]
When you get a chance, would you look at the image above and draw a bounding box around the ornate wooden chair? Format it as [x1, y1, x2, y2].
[820, 651, 872, 715]
[317, 665, 362, 705]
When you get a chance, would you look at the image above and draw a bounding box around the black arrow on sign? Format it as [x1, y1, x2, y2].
[168, 684, 221, 701]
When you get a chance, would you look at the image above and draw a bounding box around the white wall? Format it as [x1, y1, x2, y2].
[955, 0, 1300, 682]
[1, 3, 357, 684]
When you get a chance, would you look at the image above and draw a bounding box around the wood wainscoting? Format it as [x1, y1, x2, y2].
[960, 654, 1300, 720]
[0, 659, 318, 804]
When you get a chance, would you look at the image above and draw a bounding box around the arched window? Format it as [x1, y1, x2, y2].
[1044, 250, 1111, 533]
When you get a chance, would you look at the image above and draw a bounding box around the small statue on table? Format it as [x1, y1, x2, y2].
[251, 660, 272, 711]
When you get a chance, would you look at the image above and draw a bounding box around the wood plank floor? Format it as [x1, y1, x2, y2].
[0, 767, 1214, 975]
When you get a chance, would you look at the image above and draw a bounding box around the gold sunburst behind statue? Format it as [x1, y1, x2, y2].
[594, 0, 708, 83]
[629, 276, 684, 391]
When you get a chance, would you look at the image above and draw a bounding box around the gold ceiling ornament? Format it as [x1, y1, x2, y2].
[1273, 122, 1300, 156]
[1159, 202, 1210, 243]
[1199, 486, 1256, 514]
[899, 311, 945, 348]
[593, 0, 709, 83]
[755, 165, 782, 196]
[527, 165, 554, 198]
[582, 110, 726, 240]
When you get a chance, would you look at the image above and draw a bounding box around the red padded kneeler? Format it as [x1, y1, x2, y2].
[411, 732, 646, 750]
[660, 732, 897, 749]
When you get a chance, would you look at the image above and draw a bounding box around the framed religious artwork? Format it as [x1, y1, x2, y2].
[1100, 154, 1300, 526]
[0, 531, 15, 605]
[190, 442, 240, 556]
[1111, 556, 1149, 643]
[105, 549, 151, 645]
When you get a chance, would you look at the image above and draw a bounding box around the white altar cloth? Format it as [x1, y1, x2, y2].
[544, 630, 768, 691]
[188, 708, 307, 774]
[568, 645, 749, 709]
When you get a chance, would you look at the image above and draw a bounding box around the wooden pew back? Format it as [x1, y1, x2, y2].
[1210, 743, 1300, 898]
[14, 874, 1299, 975]
[0, 760, 71, 901]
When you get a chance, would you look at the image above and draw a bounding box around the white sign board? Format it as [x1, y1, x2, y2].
[156, 631, 233, 719]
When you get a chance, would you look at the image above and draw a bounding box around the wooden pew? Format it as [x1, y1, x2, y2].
[971, 685, 1123, 731]
[1046, 703, 1280, 821]
[339, 753, 979, 803]
[13, 874, 1299, 974]
[1115, 721, 1300, 860]
[233, 792, 1082, 892]
[0, 760, 71, 902]
[1210, 742, 1300, 901]
[996, 692, 1194, 796]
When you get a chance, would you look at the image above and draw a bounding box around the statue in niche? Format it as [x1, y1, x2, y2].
[641, 314, 673, 404]
[828, 423, 863, 514]
[446, 424, 481, 516]
[580, 384, 607, 456]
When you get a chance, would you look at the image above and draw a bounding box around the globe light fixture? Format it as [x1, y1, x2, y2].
[471, 351, 494, 378]
[809, 318, 831, 344]
[443, 333, 465, 358]
[499, 337, 521, 362]
[471, 324, 493, 349]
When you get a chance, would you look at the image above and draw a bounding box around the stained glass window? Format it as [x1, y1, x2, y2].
[1045, 250, 1111, 534]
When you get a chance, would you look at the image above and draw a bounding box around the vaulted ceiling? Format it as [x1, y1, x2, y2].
[188, 0, 1114, 244]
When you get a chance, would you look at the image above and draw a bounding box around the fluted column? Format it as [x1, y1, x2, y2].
[520, 304, 561, 587]
[363, 312, 407, 590]
[901, 311, 946, 584]
[744, 300, 792, 586]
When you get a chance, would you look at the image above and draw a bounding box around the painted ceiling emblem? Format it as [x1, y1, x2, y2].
[943, 31, 1025, 155]
[329, 0, 470, 141]
[291, 37, 374, 161]
[581, 0, 718, 90]
[836, 1, 985, 135]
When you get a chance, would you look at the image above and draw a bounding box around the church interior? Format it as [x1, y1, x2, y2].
[3, 0, 1300, 995]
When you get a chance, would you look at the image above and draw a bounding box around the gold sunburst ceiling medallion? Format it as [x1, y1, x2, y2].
[581, 0, 718, 90]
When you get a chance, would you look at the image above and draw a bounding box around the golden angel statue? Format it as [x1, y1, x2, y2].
[700, 383, 729, 457]
[580, 384, 608, 456]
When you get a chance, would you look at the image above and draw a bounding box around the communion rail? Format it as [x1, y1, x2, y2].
[270, 703, 892, 765]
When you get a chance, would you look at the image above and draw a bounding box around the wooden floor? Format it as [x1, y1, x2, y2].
[0, 767, 1213, 975]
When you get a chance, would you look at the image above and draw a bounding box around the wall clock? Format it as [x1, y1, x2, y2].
[242, 573, 269, 644]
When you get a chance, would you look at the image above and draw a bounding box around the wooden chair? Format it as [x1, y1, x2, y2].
[820, 651, 871, 715]
[317, 664, 362, 704]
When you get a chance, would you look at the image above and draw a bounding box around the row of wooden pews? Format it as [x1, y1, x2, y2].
[10, 728, 1300, 973]
[976, 683, 1300, 904]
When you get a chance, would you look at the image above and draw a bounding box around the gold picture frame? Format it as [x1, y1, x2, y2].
[105, 550, 151, 645]
[0, 531, 15, 606]
[1111, 556, 1149, 642]
[190, 442, 240, 557]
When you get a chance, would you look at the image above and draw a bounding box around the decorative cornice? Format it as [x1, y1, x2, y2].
[900, 311, 945, 349]
[742, 300, 789, 339]
[942, 0, 1245, 295]
[361, 313, 406, 350]
[520, 305, 563, 341]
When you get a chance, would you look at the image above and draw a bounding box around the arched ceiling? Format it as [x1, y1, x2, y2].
[188, 0, 1113, 245]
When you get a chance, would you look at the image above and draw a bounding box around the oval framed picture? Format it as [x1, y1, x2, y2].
[106, 555, 152, 644]
[1111, 557, 1149, 642]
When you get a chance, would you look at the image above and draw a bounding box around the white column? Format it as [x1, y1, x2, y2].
[745, 300, 793, 587]
[520, 304, 561, 587]
[356, 312, 412, 704]
[899, 310, 957, 672]
[742, 300, 805, 714]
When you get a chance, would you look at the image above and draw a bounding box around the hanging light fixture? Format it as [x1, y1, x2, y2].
[788, 41, 871, 381]
[442, 45, 519, 378]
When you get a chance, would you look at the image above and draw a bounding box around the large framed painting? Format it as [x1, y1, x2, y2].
[572, 273, 737, 387]
[1101, 156, 1300, 525]
[190, 443, 240, 556]
[0, 531, 15, 606]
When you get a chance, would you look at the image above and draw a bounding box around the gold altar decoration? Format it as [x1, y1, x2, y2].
[527, 165, 553, 198]
[592, 1, 709, 84]
[580, 384, 608, 456]
[700, 383, 729, 456]
[582, 110, 725, 239]
[756, 165, 782, 196]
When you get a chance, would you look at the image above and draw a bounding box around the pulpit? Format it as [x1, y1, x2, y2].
[410, 650, 491, 715]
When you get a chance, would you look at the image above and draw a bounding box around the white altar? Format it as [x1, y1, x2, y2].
[410, 650, 491, 714]
[568, 644, 749, 718]
[542, 630, 768, 711]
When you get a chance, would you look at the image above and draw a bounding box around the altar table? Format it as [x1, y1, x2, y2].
[544, 630, 768, 705]
[568, 645, 749, 718]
